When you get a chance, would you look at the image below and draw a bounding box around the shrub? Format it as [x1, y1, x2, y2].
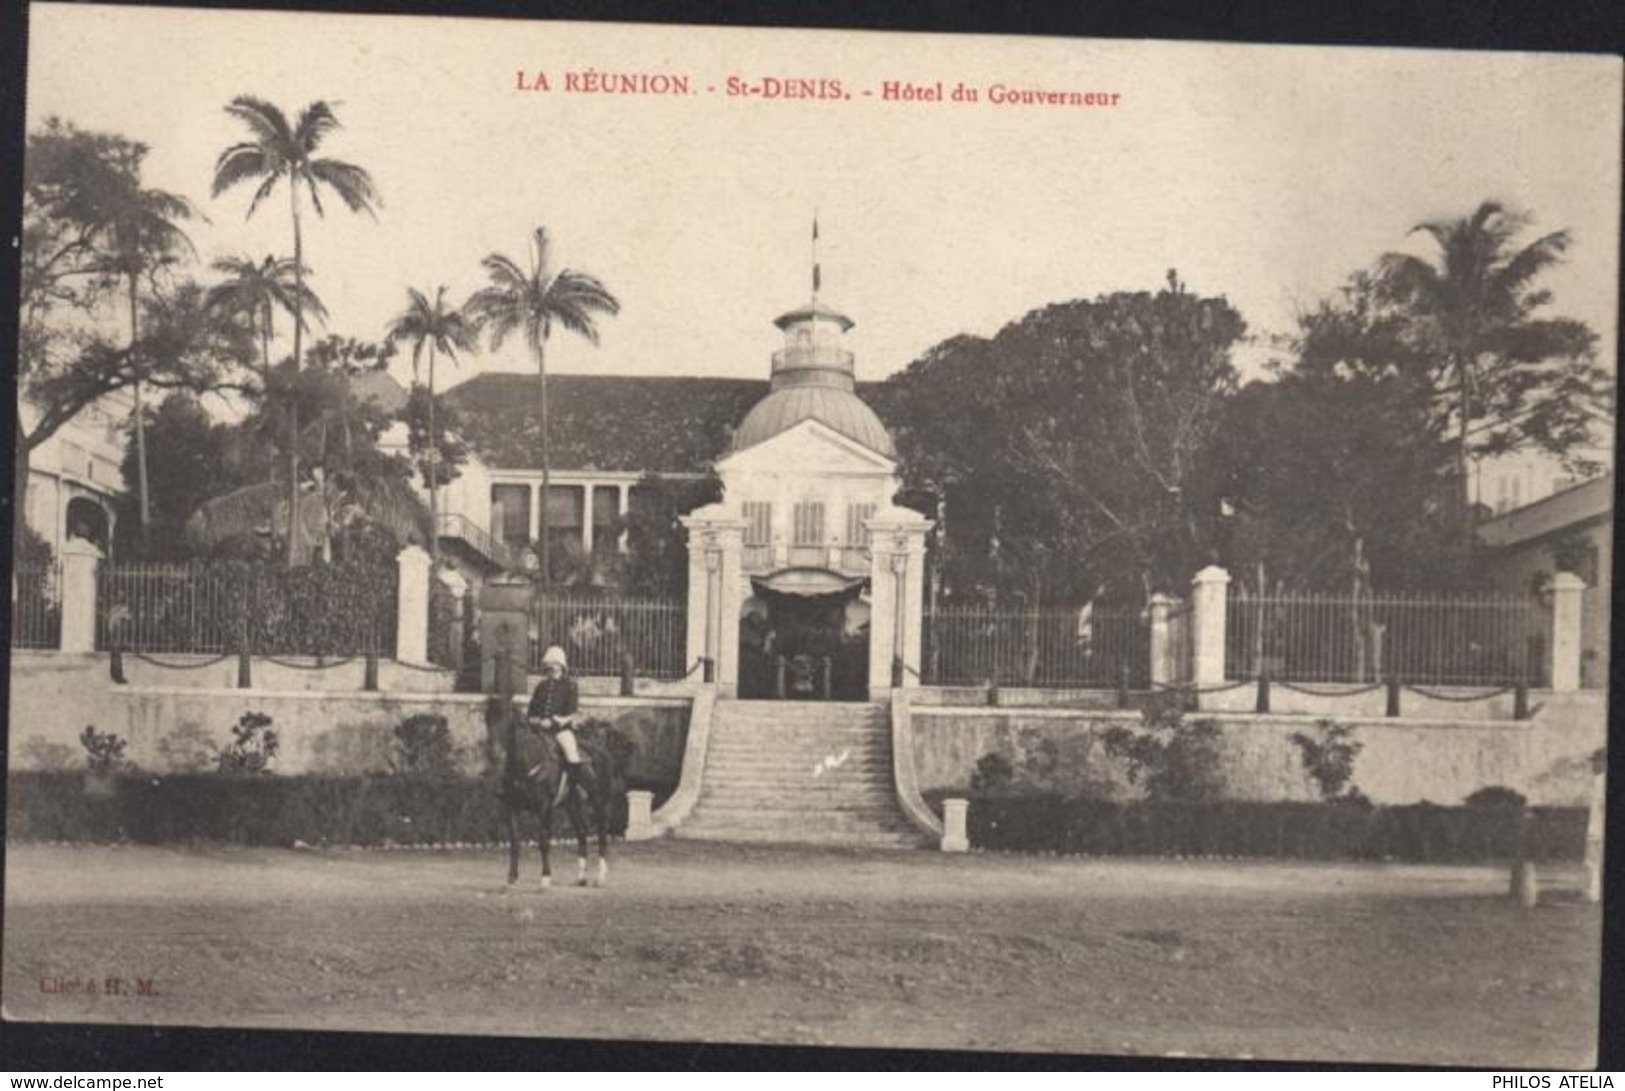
[1290, 720, 1363, 801]
[391, 713, 458, 778]
[1465, 785, 1527, 808]
[79, 726, 130, 776]
[1102, 694, 1226, 801]
[217, 712, 279, 774]
[970, 752, 1015, 793]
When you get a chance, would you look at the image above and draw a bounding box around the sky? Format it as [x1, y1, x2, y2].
[22, 5, 1624, 398]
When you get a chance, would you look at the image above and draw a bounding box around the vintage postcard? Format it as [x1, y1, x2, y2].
[5, 3, 1620, 1068]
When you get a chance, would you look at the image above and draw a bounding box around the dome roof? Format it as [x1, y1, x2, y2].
[733, 385, 895, 457]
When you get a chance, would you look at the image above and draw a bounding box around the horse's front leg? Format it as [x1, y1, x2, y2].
[505, 805, 520, 885]
[592, 786, 610, 888]
[537, 796, 553, 890]
[564, 779, 590, 887]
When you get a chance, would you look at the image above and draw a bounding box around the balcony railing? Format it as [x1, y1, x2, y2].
[435, 511, 512, 569]
[771, 345, 855, 374]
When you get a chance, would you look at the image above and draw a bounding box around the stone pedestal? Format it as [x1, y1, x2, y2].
[941, 798, 969, 853]
[478, 577, 533, 696]
[626, 790, 655, 841]
[1191, 566, 1231, 688]
[1148, 593, 1178, 688]
[867, 508, 933, 700]
[59, 538, 102, 653]
[1548, 572, 1584, 693]
[395, 545, 431, 665]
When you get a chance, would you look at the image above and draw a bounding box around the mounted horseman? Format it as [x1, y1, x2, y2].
[496, 644, 630, 888]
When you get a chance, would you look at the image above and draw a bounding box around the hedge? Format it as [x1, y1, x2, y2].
[6, 772, 680, 846]
[923, 792, 1588, 864]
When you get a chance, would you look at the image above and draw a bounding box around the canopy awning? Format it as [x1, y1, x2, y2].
[751, 568, 867, 600]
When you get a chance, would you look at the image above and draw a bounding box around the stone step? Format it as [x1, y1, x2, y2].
[685, 809, 920, 834]
[676, 828, 922, 848]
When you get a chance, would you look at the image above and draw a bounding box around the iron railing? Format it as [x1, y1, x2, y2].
[532, 592, 686, 678]
[435, 511, 512, 569]
[922, 603, 1150, 689]
[1225, 588, 1549, 686]
[12, 561, 63, 650]
[96, 562, 396, 657]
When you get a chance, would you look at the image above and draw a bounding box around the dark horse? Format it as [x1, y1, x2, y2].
[492, 699, 633, 888]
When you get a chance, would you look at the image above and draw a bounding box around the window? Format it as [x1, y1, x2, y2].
[591, 487, 621, 552]
[846, 502, 877, 547]
[792, 501, 825, 546]
[743, 501, 773, 546]
[545, 485, 585, 557]
[491, 485, 531, 549]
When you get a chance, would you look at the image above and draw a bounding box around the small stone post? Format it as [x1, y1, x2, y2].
[59, 538, 101, 653]
[1190, 566, 1231, 689]
[395, 545, 431, 665]
[1548, 572, 1585, 693]
[626, 790, 655, 842]
[941, 798, 969, 853]
[1583, 749, 1605, 904]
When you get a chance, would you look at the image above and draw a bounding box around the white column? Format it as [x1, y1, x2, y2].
[528, 482, 541, 544]
[1148, 593, 1176, 688]
[395, 544, 431, 664]
[59, 537, 101, 653]
[680, 507, 745, 689]
[1191, 566, 1231, 687]
[1549, 571, 1585, 693]
[618, 482, 631, 552]
[582, 483, 595, 557]
[867, 508, 933, 698]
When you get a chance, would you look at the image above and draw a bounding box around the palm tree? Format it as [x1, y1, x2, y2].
[466, 227, 620, 584]
[386, 286, 476, 568]
[97, 174, 197, 551]
[204, 254, 327, 377]
[211, 96, 380, 565]
[1377, 201, 1572, 542]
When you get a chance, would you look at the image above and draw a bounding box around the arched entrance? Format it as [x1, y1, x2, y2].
[739, 570, 869, 700]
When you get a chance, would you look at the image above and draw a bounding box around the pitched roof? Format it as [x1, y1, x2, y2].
[446, 372, 892, 473]
[348, 369, 410, 415]
[1477, 473, 1615, 549]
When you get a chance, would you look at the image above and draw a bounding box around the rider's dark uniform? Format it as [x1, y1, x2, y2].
[527, 673, 580, 757]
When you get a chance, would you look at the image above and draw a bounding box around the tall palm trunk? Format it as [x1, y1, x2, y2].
[1457, 351, 1476, 558]
[537, 340, 550, 591]
[128, 273, 151, 551]
[286, 184, 304, 567]
[428, 343, 439, 569]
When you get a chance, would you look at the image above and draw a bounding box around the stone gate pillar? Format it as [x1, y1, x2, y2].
[681, 507, 747, 695]
[59, 537, 102, 654]
[867, 508, 933, 700]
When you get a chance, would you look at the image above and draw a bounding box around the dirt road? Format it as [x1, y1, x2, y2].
[2, 841, 1600, 1066]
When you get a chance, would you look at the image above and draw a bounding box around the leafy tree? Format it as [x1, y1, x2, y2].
[113, 394, 249, 560]
[203, 254, 327, 377]
[397, 385, 470, 495]
[876, 272, 1244, 608]
[91, 164, 198, 548]
[1376, 201, 1604, 543]
[386, 285, 477, 567]
[466, 227, 620, 587]
[212, 97, 380, 564]
[16, 121, 249, 549]
[620, 473, 723, 598]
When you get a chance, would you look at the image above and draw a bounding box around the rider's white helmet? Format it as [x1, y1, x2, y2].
[542, 645, 568, 669]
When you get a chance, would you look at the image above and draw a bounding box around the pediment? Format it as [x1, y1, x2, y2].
[717, 418, 896, 476]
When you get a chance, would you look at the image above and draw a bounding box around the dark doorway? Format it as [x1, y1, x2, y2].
[739, 577, 869, 701]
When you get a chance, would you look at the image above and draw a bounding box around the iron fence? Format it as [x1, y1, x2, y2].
[97, 562, 396, 657]
[922, 603, 1150, 689]
[1226, 588, 1549, 686]
[12, 561, 63, 650]
[532, 592, 686, 678]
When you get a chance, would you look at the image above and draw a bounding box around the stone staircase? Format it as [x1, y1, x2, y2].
[677, 699, 924, 847]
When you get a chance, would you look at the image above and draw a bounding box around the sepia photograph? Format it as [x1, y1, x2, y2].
[3, 3, 1620, 1069]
